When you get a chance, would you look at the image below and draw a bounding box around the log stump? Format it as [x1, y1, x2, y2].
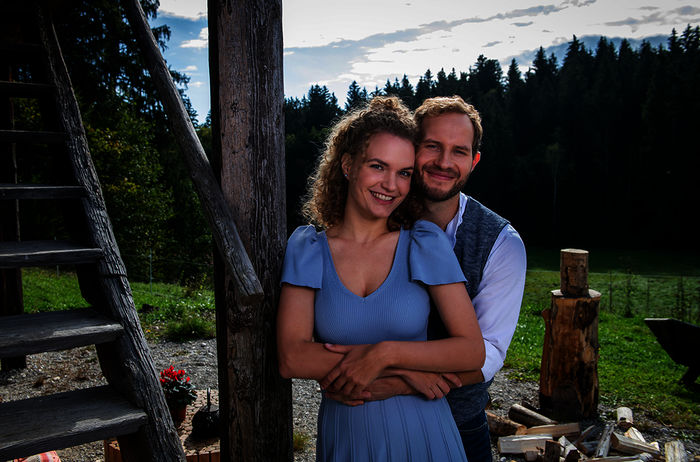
[540, 249, 600, 420]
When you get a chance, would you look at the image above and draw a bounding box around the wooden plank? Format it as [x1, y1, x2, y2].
[498, 435, 554, 454]
[0, 129, 65, 144]
[522, 422, 581, 438]
[586, 456, 654, 462]
[0, 240, 102, 268]
[0, 308, 123, 357]
[0, 81, 54, 97]
[544, 440, 562, 462]
[0, 386, 147, 460]
[664, 441, 687, 462]
[509, 403, 557, 427]
[594, 423, 616, 458]
[122, 0, 263, 306]
[0, 183, 85, 200]
[624, 427, 645, 443]
[610, 433, 661, 458]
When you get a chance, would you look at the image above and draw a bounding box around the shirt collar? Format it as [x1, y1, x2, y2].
[444, 193, 468, 248]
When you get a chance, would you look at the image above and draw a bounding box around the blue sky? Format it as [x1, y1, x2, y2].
[150, 1, 700, 124]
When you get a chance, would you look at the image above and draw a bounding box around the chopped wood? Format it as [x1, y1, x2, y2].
[573, 424, 597, 456]
[585, 455, 654, 462]
[487, 411, 526, 436]
[616, 407, 634, 430]
[522, 423, 581, 438]
[544, 440, 562, 462]
[610, 433, 661, 458]
[594, 423, 616, 458]
[525, 450, 542, 461]
[498, 435, 554, 454]
[624, 427, 646, 443]
[664, 441, 687, 462]
[509, 403, 557, 427]
[559, 436, 581, 462]
[560, 249, 590, 297]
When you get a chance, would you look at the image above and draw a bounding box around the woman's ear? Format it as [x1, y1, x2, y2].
[341, 153, 352, 178]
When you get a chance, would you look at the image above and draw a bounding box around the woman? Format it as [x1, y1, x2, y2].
[277, 96, 484, 461]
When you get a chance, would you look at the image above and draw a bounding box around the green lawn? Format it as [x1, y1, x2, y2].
[18, 251, 700, 431]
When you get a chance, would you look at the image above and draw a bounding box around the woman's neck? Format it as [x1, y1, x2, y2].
[328, 209, 392, 243]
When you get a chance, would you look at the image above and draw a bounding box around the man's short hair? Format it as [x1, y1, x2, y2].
[414, 96, 483, 155]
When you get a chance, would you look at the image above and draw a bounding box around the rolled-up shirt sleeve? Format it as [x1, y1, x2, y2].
[474, 224, 527, 382]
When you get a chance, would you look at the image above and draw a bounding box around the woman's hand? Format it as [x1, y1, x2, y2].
[320, 343, 389, 397]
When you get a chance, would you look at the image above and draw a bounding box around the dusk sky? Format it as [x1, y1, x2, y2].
[149, 1, 700, 123]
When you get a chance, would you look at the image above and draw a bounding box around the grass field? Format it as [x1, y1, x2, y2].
[17, 248, 700, 431]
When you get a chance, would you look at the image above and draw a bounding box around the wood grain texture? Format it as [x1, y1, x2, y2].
[0, 183, 85, 200]
[0, 240, 102, 268]
[0, 386, 147, 460]
[0, 308, 123, 357]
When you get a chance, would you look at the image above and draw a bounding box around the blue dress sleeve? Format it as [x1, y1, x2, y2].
[409, 220, 467, 286]
[280, 225, 323, 289]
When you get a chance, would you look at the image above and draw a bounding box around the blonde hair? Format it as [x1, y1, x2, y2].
[415, 96, 483, 154]
[302, 96, 422, 230]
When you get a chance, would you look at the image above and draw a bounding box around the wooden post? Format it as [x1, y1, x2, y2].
[540, 249, 600, 420]
[208, 0, 292, 460]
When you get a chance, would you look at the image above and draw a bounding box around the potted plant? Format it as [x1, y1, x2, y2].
[160, 365, 197, 422]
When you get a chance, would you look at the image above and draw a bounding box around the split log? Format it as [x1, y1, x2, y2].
[586, 455, 654, 462]
[509, 403, 557, 427]
[487, 411, 526, 436]
[544, 440, 562, 462]
[616, 407, 633, 430]
[624, 427, 645, 443]
[540, 249, 600, 420]
[559, 436, 581, 462]
[664, 440, 687, 462]
[594, 423, 616, 458]
[525, 450, 542, 462]
[573, 424, 597, 456]
[521, 423, 581, 438]
[498, 435, 554, 454]
[610, 433, 661, 458]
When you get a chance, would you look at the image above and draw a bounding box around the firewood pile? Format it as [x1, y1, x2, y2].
[488, 404, 690, 462]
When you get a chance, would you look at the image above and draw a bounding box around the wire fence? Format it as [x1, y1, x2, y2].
[527, 270, 700, 324]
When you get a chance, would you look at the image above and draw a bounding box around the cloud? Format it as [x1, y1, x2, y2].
[182, 65, 198, 72]
[513, 21, 534, 27]
[190, 81, 205, 88]
[181, 27, 208, 49]
[158, 0, 206, 20]
[604, 6, 700, 30]
[484, 41, 501, 48]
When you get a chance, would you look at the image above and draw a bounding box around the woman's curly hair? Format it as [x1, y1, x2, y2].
[302, 96, 423, 230]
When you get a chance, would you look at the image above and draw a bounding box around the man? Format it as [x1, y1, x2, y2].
[324, 96, 526, 462]
[409, 95, 527, 462]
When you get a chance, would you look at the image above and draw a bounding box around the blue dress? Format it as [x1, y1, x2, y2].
[281, 220, 468, 462]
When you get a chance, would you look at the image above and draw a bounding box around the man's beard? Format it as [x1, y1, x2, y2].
[415, 169, 469, 202]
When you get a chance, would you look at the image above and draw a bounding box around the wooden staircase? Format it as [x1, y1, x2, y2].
[0, 3, 186, 461]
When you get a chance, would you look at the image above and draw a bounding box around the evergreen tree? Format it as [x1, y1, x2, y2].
[345, 80, 368, 112]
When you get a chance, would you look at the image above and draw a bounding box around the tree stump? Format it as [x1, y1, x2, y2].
[540, 249, 600, 420]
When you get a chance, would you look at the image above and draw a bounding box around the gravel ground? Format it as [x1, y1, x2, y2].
[1, 339, 697, 461]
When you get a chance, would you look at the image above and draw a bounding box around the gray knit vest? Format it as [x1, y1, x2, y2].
[427, 196, 509, 426]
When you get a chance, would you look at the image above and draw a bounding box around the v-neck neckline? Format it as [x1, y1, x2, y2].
[321, 228, 404, 300]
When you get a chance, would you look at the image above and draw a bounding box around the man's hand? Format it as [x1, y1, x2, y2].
[400, 370, 462, 400]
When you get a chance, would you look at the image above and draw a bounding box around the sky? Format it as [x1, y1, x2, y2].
[150, 0, 700, 123]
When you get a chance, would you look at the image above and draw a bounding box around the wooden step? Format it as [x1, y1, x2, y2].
[0, 80, 55, 98]
[0, 386, 147, 460]
[0, 308, 123, 357]
[0, 129, 65, 144]
[0, 183, 86, 200]
[0, 42, 44, 63]
[0, 240, 102, 268]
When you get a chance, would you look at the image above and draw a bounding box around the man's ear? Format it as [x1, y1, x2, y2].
[472, 151, 481, 170]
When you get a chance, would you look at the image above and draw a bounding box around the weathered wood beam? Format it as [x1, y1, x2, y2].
[498, 435, 555, 454]
[487, 410, 526, 436]
[521, 422, 581, 439]
[120, 0, 263, 305]
[664, 440, 687, 462]
[610, 433, 661, 458]
[35, 4, 185, 460]
[594, 423, 616, 458]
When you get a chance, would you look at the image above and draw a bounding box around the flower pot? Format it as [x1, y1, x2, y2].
[169, 403, 187, 423]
